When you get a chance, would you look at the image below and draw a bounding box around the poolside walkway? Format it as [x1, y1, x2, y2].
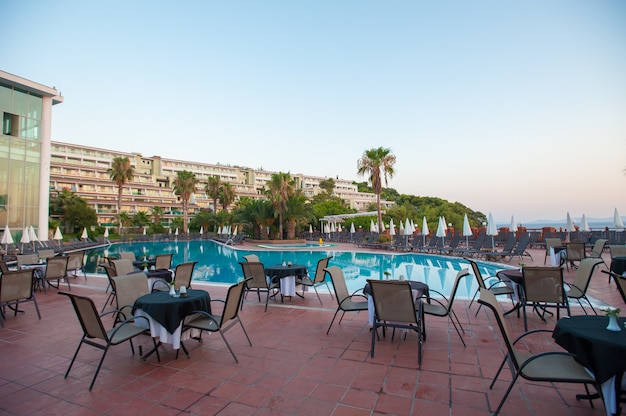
[0, 246, 621, 415]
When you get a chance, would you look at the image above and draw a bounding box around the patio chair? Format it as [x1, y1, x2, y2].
[295, 256, 333, 305]
[565, 242, 586, 271]
[100, 264, 117, 312]
[522, 266, 569, 331]
[66, 252, 86, 280]
[60, 291, 158, 390]
[368, 279, 423, 366]
[565, 258, 603, 315]
[242, 254, 259, 262]
[239, 261, 279, 312]
[111, 272, 150, 324]
[588, 238, 609, 275]
[602, 270, 626, 306]
[422, 269, 470, 347]
[325, 266, 368, 334]
[119, 251, 136, 261]
[16, 254, 38, 268]
[0, 260, 11, 273]
[478, 288, 597, 416]
[0, 269, 40, 327]
[172, 261, 197, 290]
[37, 249, 55, 261]
[180, 278, 252, 362]
[481, 234, 517, 261]
[155, 253, 173, 270]
[111, 258, 136, 276]
[543, 238, 562, 265]
[465, 258, 515, 315]
[43, 256, 70, 293]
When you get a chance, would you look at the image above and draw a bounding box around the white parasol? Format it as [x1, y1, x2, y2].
[436, 216, 446, 246]
[486, 212, 498, 251]
[509, 215, 518, 234]
[217, 226, 222, 235]
[200, 226, 203, 235]
[143, 227, 147, 235]
[1, 225, 14, 252]
[337, 223, 342, 233]
[233, 224, 238, 236]
[28, 225, 39, 250]
[462, 213, 473, 248]
[614, 208, 624, 229]
[175, 227, 179, 236]
[309, 224, 313, 235]
[103, 227, 109, 240]
[53, 226, 63, 248]
[350, 222, 355, 233]
[422, 216, 429, 246]
[399, 221, 404, 235]
[81, 227, 89, 240]
[389, 219, 396, 236]
[580, 214, 590, 232]
[20, 226, 30, 251]
[370, 220, 377, 233]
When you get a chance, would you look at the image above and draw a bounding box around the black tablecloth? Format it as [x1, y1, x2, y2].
[265, 264, 307, 284]
[553, 315, 626, 384]
[611, 256, 626, 276]
[132, 289, 211, 333]
[145, 268, 173, 283]
[133, 259, 156, 269]
[496, 269, 523, 285]
[363, 280, 429, 299]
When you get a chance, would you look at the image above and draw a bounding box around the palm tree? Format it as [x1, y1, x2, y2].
[219, 183, 236, 212]
[234, 198, 274, 239]
[173, 170, 199, 234]
[266, 172, 295, 239]
[118, 212, 132, 235]
[284, 193, 315, 239]
[107, 156, 134, 234]
[357, 147, 396, 233]
[150, 206, 164, 227]
[205, 176, 221, 212]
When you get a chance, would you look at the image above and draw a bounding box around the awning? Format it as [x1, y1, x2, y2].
[320, 211, 382, 223]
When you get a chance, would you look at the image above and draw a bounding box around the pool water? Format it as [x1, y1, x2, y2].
[257, 243, 336, 249]
[84, 240, 513, 299]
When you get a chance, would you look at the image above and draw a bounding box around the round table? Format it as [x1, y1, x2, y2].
[133, 289, 211, 334]
[265, 264, 307, 297]
[553, 315, 626, 415]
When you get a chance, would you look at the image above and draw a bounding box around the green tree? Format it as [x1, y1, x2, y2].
[234, 198, 274, 239]
[284, 192, 315, 239]
[266, 172, 295, 239]
[49, 188, 97, 233]
[133, 211, 151, 229]
[118, 212, 132, 235]
[173, 170, 199, 233]
[149, 206, 165, 234]
[318, 178, 335, 196]
[190, 209, 216, 233]
[219, 182, 236, 212]
[205, 175, 221, 212]
[357, 147, 396, 233]
[107, 156, 134, 234]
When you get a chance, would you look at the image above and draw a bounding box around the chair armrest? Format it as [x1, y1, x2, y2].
[426, 289, 449, 303]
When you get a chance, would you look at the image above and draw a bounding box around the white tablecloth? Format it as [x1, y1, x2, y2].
[134, 309, 201, 350]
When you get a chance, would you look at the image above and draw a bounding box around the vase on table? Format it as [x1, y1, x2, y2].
[606, 315, 621, 331]
[169, 284, 176, 296]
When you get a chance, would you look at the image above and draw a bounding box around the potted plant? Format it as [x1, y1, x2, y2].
[602, 307, 621, 331]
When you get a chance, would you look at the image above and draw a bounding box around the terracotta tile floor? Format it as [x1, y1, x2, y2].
[0, 247, 621, 415]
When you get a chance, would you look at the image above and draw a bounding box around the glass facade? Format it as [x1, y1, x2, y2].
[0, 82, 43, 232]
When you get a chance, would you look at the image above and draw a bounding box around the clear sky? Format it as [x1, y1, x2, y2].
[2, 0, 625, 225]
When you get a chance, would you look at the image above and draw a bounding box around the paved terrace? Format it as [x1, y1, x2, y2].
[0, 246, 622, 415]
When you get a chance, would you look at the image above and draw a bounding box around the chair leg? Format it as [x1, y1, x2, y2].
[32, 298, 41, 320]
[313, 287, 322, 305]
[89, 346, 110, 391]
[218, 331, 239, 363]
[326, 309, 340, 335]
[492, 371, 522, 416]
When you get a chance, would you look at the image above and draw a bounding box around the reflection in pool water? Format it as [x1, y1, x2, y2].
[84, 240, 512, 299]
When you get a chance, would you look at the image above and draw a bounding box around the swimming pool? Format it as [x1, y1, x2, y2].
[256, 243, 337, 249]
[84, 240, 514, 299]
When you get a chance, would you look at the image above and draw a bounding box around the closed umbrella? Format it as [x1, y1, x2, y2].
[53, 226, 63, 248]
[614, 208, 624, 229]
[566, 212, 575, 232]
[422, 216, 430, 246]
[389, 219, 396, 236]
[1, 225, 14, 253]
[81, 227, 89, 240]
[175, 227, 179, 236]
[462, 214, 472, 248]
[103, 227, 109, 240]
[217, 226, 222, 235]
[436, 216, 446, 246]
[199, 226, 203, 235]
[510, 215, 518, 234]
[580, 214, 590, 232]
[20, 227, 30, 251]
[486, 212, 498, 252]
[399, 221, 404, 235]
[28, 225, 39, 250]
[337, 223, 342, 233]
[350, 222, 355, 242]
[370, 220, 377, 233]
[143, 227, 147, 235]
[309, 224, 313, 235]
[232, 224, 238, 236]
